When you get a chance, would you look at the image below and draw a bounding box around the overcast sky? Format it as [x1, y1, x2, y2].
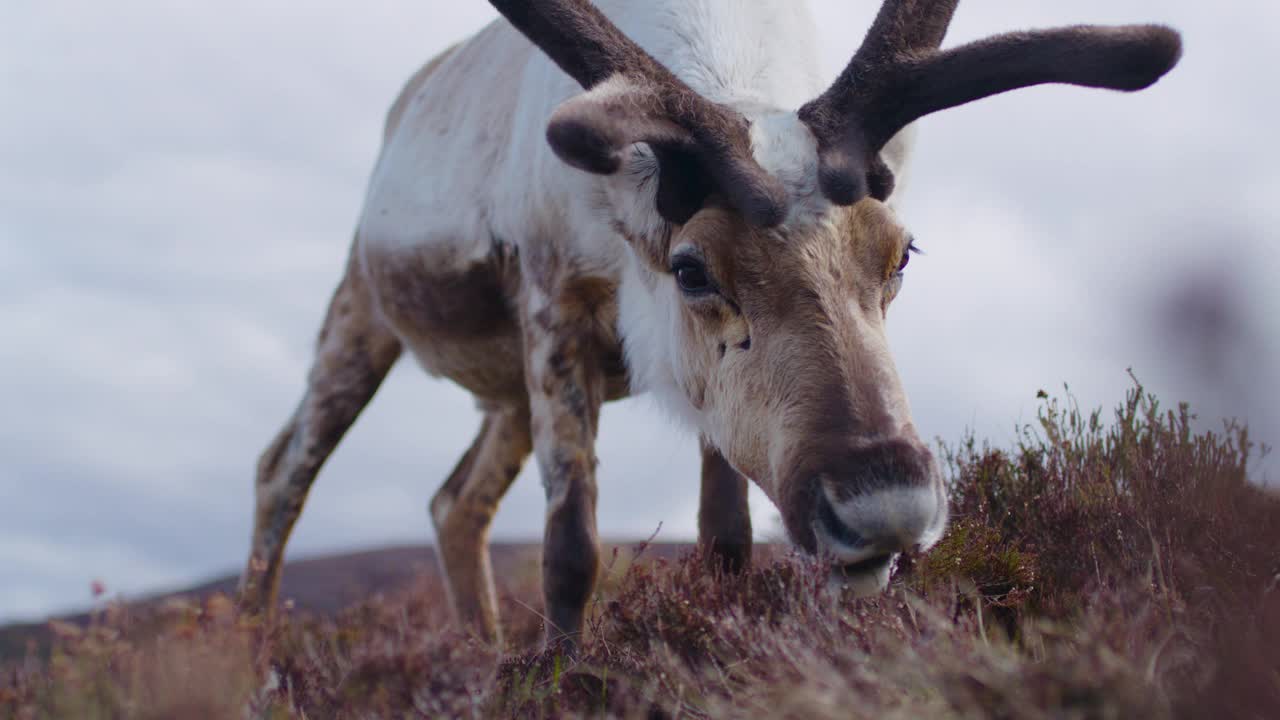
[2, 0, 1277, 623]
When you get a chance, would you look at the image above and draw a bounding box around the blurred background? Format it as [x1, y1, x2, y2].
[2, 0, 1276, 623]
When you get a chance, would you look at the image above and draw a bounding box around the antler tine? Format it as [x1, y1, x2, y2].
[854, 0, 959, 64]
[490, 0, 675, 90]
[877, 25, 1183, 141]
[798, 0, 959, 205]
[489, 0, 789, 227]
[801, 1, 1182, 206]
[806, 0, 959, 132]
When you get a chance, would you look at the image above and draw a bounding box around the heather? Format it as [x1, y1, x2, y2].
[3, 382, 1277, 719]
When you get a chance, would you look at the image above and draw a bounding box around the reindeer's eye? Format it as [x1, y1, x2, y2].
[672, 256, 713, 295]
[897, 237, 922, 274]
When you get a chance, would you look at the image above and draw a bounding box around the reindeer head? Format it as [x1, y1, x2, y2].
[492, 0, 1181, 592]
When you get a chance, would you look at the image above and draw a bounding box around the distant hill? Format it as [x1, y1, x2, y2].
[0, 541, 697, 661]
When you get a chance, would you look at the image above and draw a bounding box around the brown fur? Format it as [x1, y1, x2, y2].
[430, 406, 533, 643]
[521, 281, 609, 648]
[240, 247, 402, 613]
[364, 242, 527, 403]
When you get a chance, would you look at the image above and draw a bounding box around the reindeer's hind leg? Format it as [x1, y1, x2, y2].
[239, 250, 402, 615]
[430, 403, 532, 644]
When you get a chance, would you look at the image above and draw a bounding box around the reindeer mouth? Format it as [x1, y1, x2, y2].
[829, 553, 897, 598]
[837, 553, 894, 577]
[810, 509, 898, 595]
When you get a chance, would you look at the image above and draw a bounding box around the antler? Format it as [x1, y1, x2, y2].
[800, 0, 1183, 205]
[490, 0, 789, 227]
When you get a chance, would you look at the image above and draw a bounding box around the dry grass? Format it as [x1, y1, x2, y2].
[3, 380, 1278, 719]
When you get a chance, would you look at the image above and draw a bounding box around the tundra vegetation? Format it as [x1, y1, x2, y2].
[2, 382, 1277, 718]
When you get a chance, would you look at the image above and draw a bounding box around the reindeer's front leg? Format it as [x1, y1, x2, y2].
[522, 283, 609, 650]
[699, 438, 752, 573]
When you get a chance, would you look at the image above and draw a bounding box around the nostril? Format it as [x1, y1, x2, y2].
[816, 490, 863, 549]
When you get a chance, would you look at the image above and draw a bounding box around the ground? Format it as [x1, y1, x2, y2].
[2, 382, 1278, 719]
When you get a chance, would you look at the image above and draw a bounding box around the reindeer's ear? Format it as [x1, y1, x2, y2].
[546, 79, 689, 174]
[547, 80, 718, 226]
[494, 0, 787, 227]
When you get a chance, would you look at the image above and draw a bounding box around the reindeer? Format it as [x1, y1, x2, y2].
[238, 0, 1180, 648]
